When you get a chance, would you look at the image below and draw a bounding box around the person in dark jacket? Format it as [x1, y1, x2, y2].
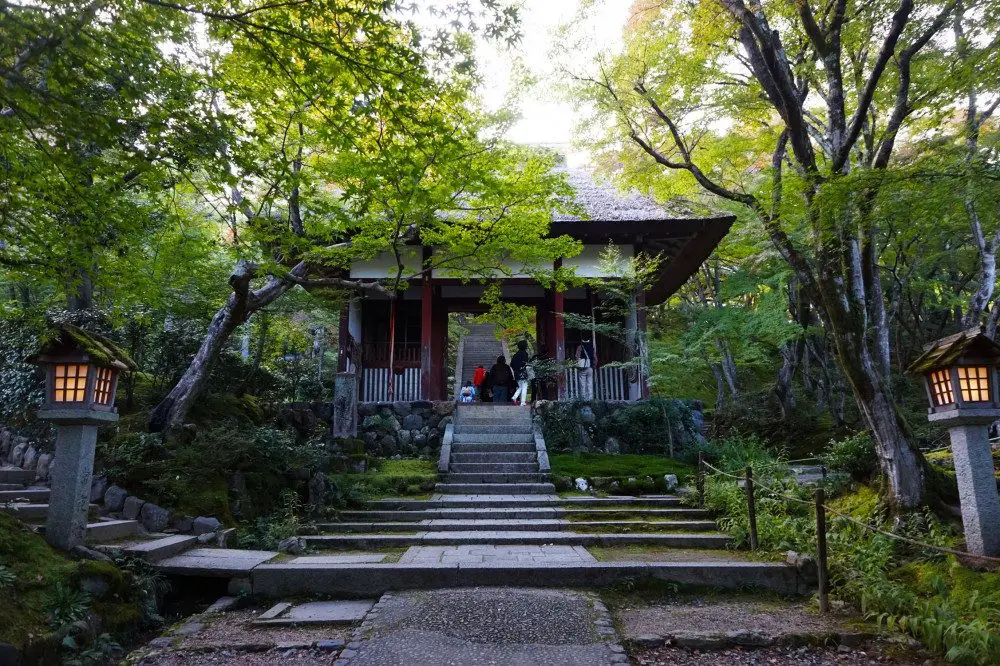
[529, 344, 549, 400]
[510, 340, 531, 406]
[489, 354, 514, 403]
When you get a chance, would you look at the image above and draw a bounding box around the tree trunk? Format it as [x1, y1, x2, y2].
[149, 260, 305, 433]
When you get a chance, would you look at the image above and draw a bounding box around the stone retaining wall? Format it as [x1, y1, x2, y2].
[0, 425, 53, 483]
[357, 401, 455, 457]
[535, 399, 706, 455]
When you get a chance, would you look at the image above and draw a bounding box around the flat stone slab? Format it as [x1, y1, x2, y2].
[291, 553, 387, 564]
[399, 544, 597, 565]
[348, 588, 624, 665]
[154, 548, 278, 576]
[253, 600, 375, 626]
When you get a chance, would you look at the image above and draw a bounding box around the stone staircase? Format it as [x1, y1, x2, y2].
[1, 469, 142, 544]
[457, 322, 505, 391]
[437, 404, 554, 494]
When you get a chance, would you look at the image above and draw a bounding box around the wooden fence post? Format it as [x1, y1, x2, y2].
[696, 452, 705, 507]
[745, 465, 758, 552]
[815, 487, 829, 613]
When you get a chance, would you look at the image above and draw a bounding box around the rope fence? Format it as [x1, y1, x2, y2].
[694, 453, 1000, 612]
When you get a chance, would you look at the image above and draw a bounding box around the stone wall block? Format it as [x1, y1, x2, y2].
[104, 485, 128, 512]
[140, 502, 171, 532]
[122, 495, 145, 520]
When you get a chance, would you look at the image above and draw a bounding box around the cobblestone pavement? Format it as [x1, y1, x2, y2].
[397, 544, 597, 564]
[343, 587, 628, 665]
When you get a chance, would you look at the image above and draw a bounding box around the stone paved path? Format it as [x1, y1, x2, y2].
[344, 587, 628, 665]
[397, 544, 596, 565]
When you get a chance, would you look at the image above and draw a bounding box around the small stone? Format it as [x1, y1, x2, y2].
[104, 486, 128, 512]
[20, 445, 37, 471]
[278, 536, 307, 554]
[574, 477, 589, 492]
[173, 515, 194, 533]
[315, 639, 346, 650]
[664, 474, 678, 491]
[838, 644, 851, 653]
[196, 532, 216, 544]
[148, 637, 173, 649]
[632, 634, 664, 648]
[192, 516, 222, 535]
[122, 495, 145, 520]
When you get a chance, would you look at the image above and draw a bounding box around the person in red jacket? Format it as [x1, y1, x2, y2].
[472, 365, 486, 401]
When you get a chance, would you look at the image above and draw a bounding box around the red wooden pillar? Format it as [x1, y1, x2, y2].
[420, 277, 433, 400]
[432, 287, 447, 400]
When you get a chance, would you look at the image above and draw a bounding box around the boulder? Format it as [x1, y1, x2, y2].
[398, 430, 412, 447]
[433, 401, 455, 417]
[9, 441, 26, 467]
[412, 432, 427, 447]
[196, 532, 216, 544]
[603, 437, 620, 454]
[104, 485, 128, 512]
[378, 434, 398, 456]
[192, 516, 222, 535]
[278, 536, 306, 554]
[664, 474, 678, 492]
[20, 445, 37, 471]
[392, 401, 412, 418]
[578, 406, 596, 424]
[357, 402, 377, 418]
[122, 495, 145, 520]
[140, 502, 171, 532]
[0, 429, 11, 458]
[278, 405, 318, 436]
[90, 475, 108, 503]
[574, 478, 589, 492]
[34, 453, 52, 482]
[173, 515, 194, 533]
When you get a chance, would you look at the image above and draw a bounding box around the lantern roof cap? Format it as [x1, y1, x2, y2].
[29, 323, 137, 371]
[906, 326, 1000, 375]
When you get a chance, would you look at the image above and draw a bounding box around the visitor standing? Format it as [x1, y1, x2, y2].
[490, 354, 514, 404]
[472, 364, 486, 399]
[575, 336, 596, 400]
[510, 340, 531, 406]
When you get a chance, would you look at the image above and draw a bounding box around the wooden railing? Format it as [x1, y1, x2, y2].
[362, 341, 421, 367]
[361, 367, 422, 402]
[563, 366, 630, 400]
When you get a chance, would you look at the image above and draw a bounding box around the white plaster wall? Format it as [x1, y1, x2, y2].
[350, 247, 422, 278]
[562, 244, 633, 278]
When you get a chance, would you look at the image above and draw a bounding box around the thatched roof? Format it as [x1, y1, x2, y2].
[30, 324, 137, 371]
[554, 167, 712, 222]
[906, 327, 1000, 375]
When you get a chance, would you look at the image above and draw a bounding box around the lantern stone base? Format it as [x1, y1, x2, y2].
[946, 423, 1000, 557]
[46, 424, 100, 550]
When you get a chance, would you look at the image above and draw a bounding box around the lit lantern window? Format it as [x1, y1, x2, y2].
[93, 366, 115, 405]
[957, 366, 990, 403]
[929, 368, 954, 406]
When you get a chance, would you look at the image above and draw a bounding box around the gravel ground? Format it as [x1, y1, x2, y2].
[616, 599, 855, 637]
[134, 646, 341, 666]
[173, 609, 351, 650]
[634, 644, 939, 665]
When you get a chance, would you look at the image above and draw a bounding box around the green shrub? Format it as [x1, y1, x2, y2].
[823, 432, 878, 480]
[0, 564, 15, 590]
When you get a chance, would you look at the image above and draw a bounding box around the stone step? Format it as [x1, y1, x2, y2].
[338, 507, 711, 521]
[155, 548, 280, 577]
[250, 561, 805, 597]
[443, 473, 550, 484]
[365, 495, 684, 510]
[435, 482, 556, 495]
[85, 519, 139, 542]
[0, 502, 97, 521]
[449, 463, 539, 474]
[0, 483, 25, 491]
[452, 434, 534, 444]
[450, 443, 535, 453]
[302, 531, 731, 549]
[450, 452, 536, 464]
[97, 534, 198, 562]
[316, 519, 718, 533]
[0, 487, 50, 503]
[0, 468, 34, 485]
[453, 424, 533, 435]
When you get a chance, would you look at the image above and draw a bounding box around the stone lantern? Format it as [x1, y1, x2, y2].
[908, 326, 1000, 556]
[29, 324, 135, 550]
